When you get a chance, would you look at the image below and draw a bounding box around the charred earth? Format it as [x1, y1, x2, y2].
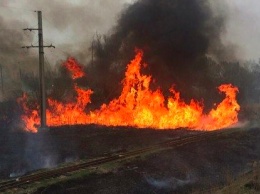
[0, 125, 260, 193]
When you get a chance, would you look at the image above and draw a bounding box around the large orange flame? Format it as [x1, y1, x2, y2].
[18, 50, 240, 133]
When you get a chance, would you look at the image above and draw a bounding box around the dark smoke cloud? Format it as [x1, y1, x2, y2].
[90, 0, 237, 107]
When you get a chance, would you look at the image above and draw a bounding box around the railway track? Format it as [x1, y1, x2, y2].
[0, 128, 235, 192]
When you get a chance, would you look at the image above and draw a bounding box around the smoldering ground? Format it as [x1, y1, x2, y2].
[0, 130, 79, 179]
[145, 173, 196, 191]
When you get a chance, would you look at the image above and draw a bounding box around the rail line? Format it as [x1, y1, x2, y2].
[0, 128, 235, 192]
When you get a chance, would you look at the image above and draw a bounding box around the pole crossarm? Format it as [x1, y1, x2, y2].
[0, 65, 3, 95]
[21, 44, 55, 49]
[23, 28, 40, 31]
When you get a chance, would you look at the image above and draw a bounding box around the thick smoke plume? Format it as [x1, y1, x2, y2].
[89, 0, 237, 108]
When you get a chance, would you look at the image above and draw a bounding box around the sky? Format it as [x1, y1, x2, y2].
[0, 0, 260, 62]
[0, 0, 259, 65]
[0, 0, 134, 64]
[224, 0, 260, 61]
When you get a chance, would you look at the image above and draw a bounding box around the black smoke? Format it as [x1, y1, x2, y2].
[89, 0, 237, 109]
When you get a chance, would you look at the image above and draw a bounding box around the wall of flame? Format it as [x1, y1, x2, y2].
[17, 50, 240, 133]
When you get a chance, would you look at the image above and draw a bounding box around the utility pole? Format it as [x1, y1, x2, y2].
[22, 11, 55, 131]
[0, 65, 3, 96]
[19, 67, 22, 80]
[91, 40, 94, 67]
[91, 33, 96, 67]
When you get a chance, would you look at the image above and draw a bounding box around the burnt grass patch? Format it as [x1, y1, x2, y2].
[22, 127, 260, 193]
[0, 125, 196, 179]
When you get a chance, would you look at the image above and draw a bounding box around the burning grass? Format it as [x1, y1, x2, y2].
[18, 50, 240, 132]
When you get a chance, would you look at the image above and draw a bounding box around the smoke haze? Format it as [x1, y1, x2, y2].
[0, 15, 39, 99]
[0, 0, 131, 100]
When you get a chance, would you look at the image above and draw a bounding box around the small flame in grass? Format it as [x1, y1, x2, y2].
[63, 57, 85, 79]
[199, 84, 240, 130]
[18, 50, 240, 132]
[17, 93, 40, 131]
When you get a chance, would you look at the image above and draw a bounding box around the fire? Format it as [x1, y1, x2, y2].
[200, 84, 240, 129]
[63, 57, 85, 79]
[18, 50, 240, 132]
[46, 85, 93, 127]
[17, 93, 40, 131]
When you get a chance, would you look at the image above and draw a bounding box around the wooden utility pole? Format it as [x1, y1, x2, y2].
[0, 65, 3, 95]
[22, 11, 55, 131]
[91, 40, 94, 66]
